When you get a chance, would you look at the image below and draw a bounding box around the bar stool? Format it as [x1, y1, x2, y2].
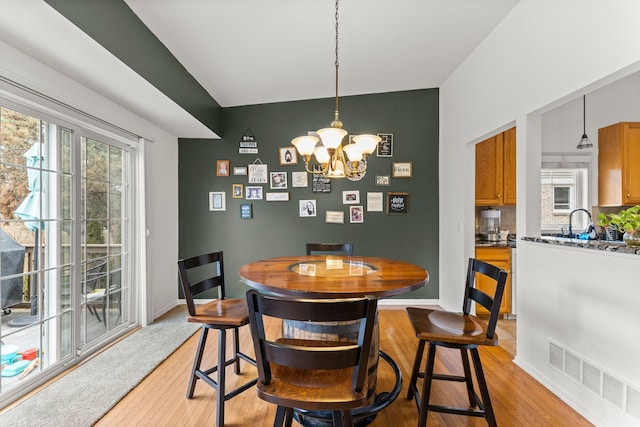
[177, 251, 257, 427]
[305, 242, 354, 255]
[406, 258, 508, 427]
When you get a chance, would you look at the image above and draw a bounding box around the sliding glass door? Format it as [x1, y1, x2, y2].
[0, 103, 134, 404]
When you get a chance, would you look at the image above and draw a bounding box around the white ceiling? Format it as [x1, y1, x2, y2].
[0, 0, 520, 137]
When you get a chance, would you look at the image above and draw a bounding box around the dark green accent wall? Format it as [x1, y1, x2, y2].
[179, 89, 439, 299]
[44, 0, 223, 135]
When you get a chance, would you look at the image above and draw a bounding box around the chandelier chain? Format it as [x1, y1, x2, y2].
[334, 0, 340, 115]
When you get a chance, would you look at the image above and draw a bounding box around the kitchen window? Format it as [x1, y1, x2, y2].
[541, 166, 589, 233]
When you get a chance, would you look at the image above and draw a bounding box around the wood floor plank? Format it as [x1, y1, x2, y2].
[95, 307, 592, 426]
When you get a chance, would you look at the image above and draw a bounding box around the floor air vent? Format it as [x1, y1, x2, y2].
[549, 339, 640, 421]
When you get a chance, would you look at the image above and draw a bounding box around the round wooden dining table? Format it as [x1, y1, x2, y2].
[238, 255, 428, 426]
[238, 255, 428, 299]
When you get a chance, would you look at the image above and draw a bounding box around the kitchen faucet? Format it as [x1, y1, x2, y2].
[568, 208, 595, 238]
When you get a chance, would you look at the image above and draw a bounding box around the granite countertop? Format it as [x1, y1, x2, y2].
[475, 241, 516, 248]
[521, 236, 640, 255]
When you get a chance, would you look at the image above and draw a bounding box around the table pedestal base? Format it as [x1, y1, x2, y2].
[292, 350, 402, 427]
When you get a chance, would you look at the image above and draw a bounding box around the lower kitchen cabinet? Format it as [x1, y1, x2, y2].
[475, 247, 512, 315]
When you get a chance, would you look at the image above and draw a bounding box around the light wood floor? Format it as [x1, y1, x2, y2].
[96, 307, 592, 426]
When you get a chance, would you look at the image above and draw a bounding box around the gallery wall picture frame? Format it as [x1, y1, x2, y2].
[366, 192, 384, 212]
[342, 190, 360, 204]
[387, 192, 409, 215]
[299, 200, 317, 217]
[375, 175, 390, 186]
[279, 147, 298, 165]
[350, 206, 364, 223]
[240, 203, 253, 219]
[232, 184, 243, 198]
[266, 192, 290, 202]
[245, 186, 264, 200]
[216, 160, 230, 176]
[377, 133, 393, 157]
[233, 166, 247, 176]
[325, 210, 345, 224]
[248, 163, 268, 183]
[392, 161, 412, 178]
[209, 191, 226, 211]
[269, 171, 287, 189]
[292, 171, 308, 188]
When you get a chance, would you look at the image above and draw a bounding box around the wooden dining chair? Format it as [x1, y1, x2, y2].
[305, 242, 354, 256]
[177, 251, 257, 427]
[246, 289, 377, 427]
[405, 258, 508, 427]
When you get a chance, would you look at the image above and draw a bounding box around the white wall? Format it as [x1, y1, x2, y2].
[0, 40, 181, 322]
[440, 0, 640, 425]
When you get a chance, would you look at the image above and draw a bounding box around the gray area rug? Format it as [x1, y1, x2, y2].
[1, 305, 199, 426]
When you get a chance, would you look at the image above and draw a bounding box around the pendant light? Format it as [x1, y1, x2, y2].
[577, 94, 593, 149]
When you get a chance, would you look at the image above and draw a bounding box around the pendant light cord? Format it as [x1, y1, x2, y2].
[583, 94, 586, 134]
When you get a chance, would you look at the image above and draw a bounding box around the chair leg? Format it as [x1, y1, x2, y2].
[407, 339, 426, 400]
[332, 410, 350, 427]
[460, 348, 477, 407]
[274, 406, 287, 426]
[187, 326, 209, 398]
[233, 327, 241, 374]
[283, 408, 294, 427]
[470, 348, 497, 427]
[216, 328, 227, 427]
[418, 342, 437, 427]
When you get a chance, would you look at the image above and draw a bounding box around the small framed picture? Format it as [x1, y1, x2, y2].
[279, 147, 298, 165]
[375, 175, 390, 186]
[216, 160, 230, 177]
[246, 186, 263, 200]
[392, 161, 412, 178]
[387, 192, 409, 215]
[233, 166, 247, 176]
[292, 171, 308, 188]
[266, 192, 289, 202]
[240, 203, 253, 219]
[377, 133, 393, 157]
[325, 210, 345, 224]
[209, 191, 226, 211]
[270, 171, 288, 189]
[232, 184, 243, 198]
[342, 190, 360, 204]
[299, 200, 317, 217]
[248, 164, 268, 183]
[350, 206, 364, 223]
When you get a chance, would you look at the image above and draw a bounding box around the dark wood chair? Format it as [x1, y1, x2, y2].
[246, 289, 377, 427]
[177, 251, 257, 427]
[305, 242, 354, 256]
[406, 258, 508, 427]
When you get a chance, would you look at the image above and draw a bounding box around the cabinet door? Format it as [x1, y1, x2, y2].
[502, 127, 517, 205]
[474, 248, 512, 315]
[475, 133, 504, 206]
[598, 123, 624, 206]
[624, 124, 640, 205]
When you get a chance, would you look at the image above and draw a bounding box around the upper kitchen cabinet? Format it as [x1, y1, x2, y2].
[598, 122, 640, 206]
[475, 127, 516, 206]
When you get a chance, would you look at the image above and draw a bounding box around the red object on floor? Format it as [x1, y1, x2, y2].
[21, 348, 37, 360]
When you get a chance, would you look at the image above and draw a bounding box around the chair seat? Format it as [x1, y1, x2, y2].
[406, 307, 498, 346]
[187, 298, 250, 327]
[256, 338, 371, 411]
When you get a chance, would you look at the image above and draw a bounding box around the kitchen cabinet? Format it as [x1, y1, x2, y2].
[474, 247, 512, 315]
[475, 127, 516, 206]
[598, 122, 640, 206]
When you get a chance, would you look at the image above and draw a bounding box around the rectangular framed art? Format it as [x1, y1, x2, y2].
[279, 147, 298, 165]
[209, 191, 226, 211]
[387, 192, 409, 215]
[392, 161, 412, 178]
